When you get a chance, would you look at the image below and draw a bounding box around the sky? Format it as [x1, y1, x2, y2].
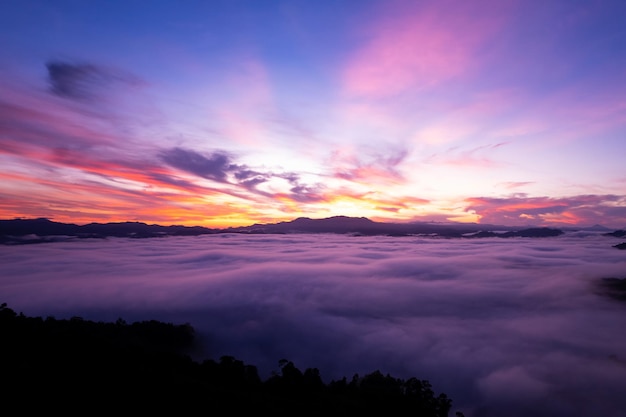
[1, 0, 625, 228]
[2, 233, 626, 416]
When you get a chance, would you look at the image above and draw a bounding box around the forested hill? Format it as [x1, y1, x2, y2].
[0, 303, 457, 416]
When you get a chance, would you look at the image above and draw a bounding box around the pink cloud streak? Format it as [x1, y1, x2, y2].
[342, 0, 514, 98]
[465, 195, 626, 228]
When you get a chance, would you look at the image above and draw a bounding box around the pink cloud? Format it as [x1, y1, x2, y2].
[498, 181, 536, 190]
[328, 145, 409, 186]
[342, 0, 514, 98]
[215, 58, 276, 147]
[0, 101, 118, 150]
[519, 81, 626, 147]
[424, 142, 509, 168]
[465, 195, 626, 228]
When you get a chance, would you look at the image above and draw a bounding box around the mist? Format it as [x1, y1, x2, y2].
[2, 232, 625, 416]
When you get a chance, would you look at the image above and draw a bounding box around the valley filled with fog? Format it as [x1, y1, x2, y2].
[2, 232, 625, 417]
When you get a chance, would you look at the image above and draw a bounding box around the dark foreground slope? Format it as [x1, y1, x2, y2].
[0, 303, 454, 416]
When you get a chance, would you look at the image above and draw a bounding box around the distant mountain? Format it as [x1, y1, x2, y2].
[579, 224, 612, 232]
[464, 228, 564, 238]
[1, 218, 83, 236]
[0, 216, 565, 244]
[0, 218, 216, 244]
[229, 216, 409, 235]
[228, 216, 480, 236]
[225, 216, 563, 238]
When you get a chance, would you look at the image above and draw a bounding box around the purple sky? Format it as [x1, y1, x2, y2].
[2, 233, 626, 416]
[1, 0, 625, 228]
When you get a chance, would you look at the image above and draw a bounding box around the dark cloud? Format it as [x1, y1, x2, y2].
[234, 169, 270, 189]
[233, 168, 265, 181]
[46, 60, 140, 100]
[2, 233, 626, 417]
[160, 147, 327, 203]
[160, 147, 235, 182]
[288, 183, 326, 203]
[148, 172, 205, 191]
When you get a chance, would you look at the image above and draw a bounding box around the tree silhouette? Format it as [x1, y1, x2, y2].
[0, 303, 457, 416]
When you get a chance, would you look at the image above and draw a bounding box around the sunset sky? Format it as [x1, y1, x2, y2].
[1, 0, 625, 228]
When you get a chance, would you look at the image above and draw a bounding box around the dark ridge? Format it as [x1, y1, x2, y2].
[605, 230, 626, 238]
[464, 231, 499, 238]
[502, 228, 564, 238]
[79, 221, 217, 237]
[1, 217, 565, 243]
[234, 216, 384, 235]
[226, 217, 563, 238]
[464, 228, 564, 238]
[0, 303, 456, 416]
[614, 242, 626, 250]
[582, 224, 612, 232]
[0, 218, 216, 244]
[0, 218, 81, 235]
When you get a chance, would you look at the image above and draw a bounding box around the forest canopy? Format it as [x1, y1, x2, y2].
[0, 303, 456, 416]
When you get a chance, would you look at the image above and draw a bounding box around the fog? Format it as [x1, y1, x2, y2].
[2, 233, 625, 416]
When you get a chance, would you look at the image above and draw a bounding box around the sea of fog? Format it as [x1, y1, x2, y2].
[2, 232, 626, 416]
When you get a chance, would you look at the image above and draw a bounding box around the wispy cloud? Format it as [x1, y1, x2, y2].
[498, 181, 535, 190]
[425, 142, 509, 168]
[46, 61, 141, 101]
[466, 194, 626, 227]
[329, 145, 409, 185]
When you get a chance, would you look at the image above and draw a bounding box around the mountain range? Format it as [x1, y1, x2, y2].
[0, 216, 580, 244]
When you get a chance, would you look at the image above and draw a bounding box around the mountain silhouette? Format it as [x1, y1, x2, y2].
[0, 218, 216, 243]
[228, 216, 563, 238]
[1, 216, 566, 244]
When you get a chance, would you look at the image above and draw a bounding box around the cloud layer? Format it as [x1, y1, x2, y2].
[2, 233, 626, 416]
